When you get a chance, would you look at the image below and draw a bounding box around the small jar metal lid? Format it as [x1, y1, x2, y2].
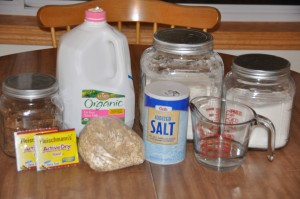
[153, 28, 214, 55]
[2, 73, 58, 99]
[232, 54, 291, 80]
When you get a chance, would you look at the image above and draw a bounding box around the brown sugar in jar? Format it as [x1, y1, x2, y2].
[0, 73, 63, 157]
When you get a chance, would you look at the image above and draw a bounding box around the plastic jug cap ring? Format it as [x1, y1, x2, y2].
[85, 7, 106, 22]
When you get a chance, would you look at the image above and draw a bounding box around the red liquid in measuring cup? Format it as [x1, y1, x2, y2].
[194, 137, 246, 171]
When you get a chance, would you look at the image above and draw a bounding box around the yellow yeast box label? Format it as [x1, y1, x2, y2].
[14, 128, 58, 172]
[34, 129, 79, 171]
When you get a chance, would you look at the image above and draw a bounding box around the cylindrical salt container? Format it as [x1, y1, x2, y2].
[143, 81, 189, 164]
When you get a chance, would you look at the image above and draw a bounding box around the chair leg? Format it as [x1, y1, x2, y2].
[136, 22, 140, 44]
[118, 21, 122, 32]
[50, 27, 57, 48]
[153, 23, 157, 33]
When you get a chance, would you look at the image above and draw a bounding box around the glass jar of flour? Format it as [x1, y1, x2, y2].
[140, 28, 224, 139]
[224, 54, 295, 149]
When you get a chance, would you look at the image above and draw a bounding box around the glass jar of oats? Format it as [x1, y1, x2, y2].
[0, 73, 63, 157]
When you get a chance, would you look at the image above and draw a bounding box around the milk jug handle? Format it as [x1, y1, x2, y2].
[256, 114, 276, 161]
[106, 32, 129, 82]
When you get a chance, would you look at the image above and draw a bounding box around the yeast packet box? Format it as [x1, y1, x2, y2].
[14, 128, 58, 171]
[34, 129, 79, 171]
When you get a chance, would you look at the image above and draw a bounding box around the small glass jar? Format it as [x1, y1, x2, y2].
[140, 28, 224, 139]
[223, 54, 296, 149]
[0, 73, 63, 157]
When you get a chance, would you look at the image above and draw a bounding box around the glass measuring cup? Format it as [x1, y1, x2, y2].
[190, 97, 275, 171]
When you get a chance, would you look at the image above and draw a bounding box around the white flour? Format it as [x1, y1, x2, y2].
[226, 88, 293, 149]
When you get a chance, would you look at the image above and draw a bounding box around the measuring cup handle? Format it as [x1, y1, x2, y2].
[256, 114, 276, 161]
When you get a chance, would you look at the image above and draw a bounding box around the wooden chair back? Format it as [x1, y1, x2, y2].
[37, 0, 221, 47]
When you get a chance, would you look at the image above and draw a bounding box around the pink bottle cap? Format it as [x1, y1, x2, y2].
[85, 7, 106, 22]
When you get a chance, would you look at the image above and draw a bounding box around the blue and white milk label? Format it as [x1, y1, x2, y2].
[143, 81, 189, 165]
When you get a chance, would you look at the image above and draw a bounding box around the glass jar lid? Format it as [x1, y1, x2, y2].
[2, 73, 58, 99]
[232, 54, 291, 80]
[153, 28, 214, 55]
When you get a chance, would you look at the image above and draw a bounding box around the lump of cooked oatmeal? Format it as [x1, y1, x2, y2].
[78, 117, 145, 172]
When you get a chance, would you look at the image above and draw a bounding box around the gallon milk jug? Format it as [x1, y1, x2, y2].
[57, 7, 135, 136]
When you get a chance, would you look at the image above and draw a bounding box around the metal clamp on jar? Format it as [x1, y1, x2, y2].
[0, 73, 64, 157]
[223, 54, 296, 149]
[140, 28, 224, 140]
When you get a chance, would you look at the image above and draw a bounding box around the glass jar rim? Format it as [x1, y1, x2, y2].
[2, 73, 58, 99]
[232, 53, 291, 80]
[153, 28, 214, 55]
